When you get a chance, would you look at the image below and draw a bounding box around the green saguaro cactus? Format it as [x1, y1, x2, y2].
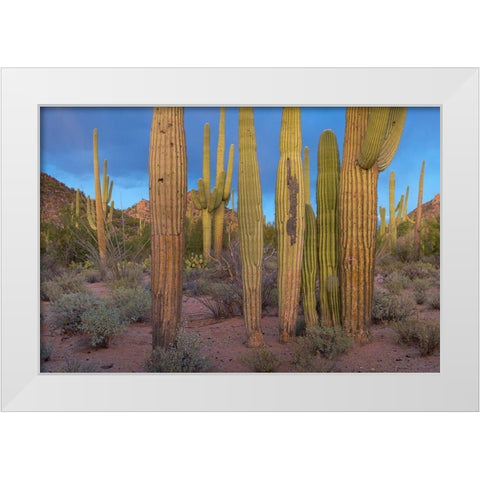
[300, 146, 319, 328]
[317, 129, 341, 328]
[388, 171, 397, 250]
[276, 107, 305, 343]
[149, 107, 187, 348]
[339, 107, 407, 340]
[88, 129, 115, 276]
[379, 206, 387, 238]
[414, 160, 425, 258]
[191, 118, 233, 260]
[213, 107, 235, 258]
[238, 107, 264, 347]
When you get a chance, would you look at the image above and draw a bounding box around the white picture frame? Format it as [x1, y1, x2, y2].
[1, 68, 478, 411]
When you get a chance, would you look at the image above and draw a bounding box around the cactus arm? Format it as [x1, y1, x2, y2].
[414, 160, 425, 257]
[377, 107, 408, 172]
[389, 170, 397, 248]
[86, 195, 97, 230]
[358, 108, 391, 170]
[191, 190, 203, 210]
[303, 146, 311, 205]
[223, 144, 234, 202]
[215, 107, 226, 184]
[202, 123, 211, 204]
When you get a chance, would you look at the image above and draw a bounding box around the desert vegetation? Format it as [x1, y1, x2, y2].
[40, 106, 440, 373]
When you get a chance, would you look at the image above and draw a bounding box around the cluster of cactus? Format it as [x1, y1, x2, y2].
[184, 253, 208, 270]
[191, 108, 234, 259]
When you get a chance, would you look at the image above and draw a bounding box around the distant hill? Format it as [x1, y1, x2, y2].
[408, 193, 440, 222]
[40, 173, 238, 229]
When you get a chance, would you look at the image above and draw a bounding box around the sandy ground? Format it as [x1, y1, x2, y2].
[40, 279, 440, 373]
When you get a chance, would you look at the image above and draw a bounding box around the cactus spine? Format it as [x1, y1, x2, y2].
[276, 107, 305, 343]
[317, 129, 341, 328]
[238, 107, 264, 347]
[301, 147, 319, 328]
[414, 160, 425, 258]
[213, 108, 235, 258]
[339, 107, 407, 340]
[149, 107, 187, 348]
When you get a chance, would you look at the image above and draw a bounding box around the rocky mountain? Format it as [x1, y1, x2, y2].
[40, 173, 237, 229]
[40, 173, 79, 225]
[408, 193, 440, 222]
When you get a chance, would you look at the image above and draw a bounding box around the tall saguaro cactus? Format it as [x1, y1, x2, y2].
[191, 117, 233, 259]
[276, 107, 305, 343]
[90, 129, 113, 276]
[213, 108, 235, 258]
[388, 171, 397, 249]
[301, 147, 319, 328]
[339, 107, 407, 340]
[317, 129, 341, 328]
[149, 107, 187, 349]
[414, 160, 425, 258]
[238, 107, 264, 347]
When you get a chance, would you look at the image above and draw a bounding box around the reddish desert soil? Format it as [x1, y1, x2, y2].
[40, 278, 440, 373]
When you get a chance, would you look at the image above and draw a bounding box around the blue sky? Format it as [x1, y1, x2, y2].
[40, 106, 440, 223]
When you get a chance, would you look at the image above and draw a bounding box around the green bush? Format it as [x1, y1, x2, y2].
[40, 271, 87, 301]
[112, 286, 151, 323]
[384, 271, 410, 294]
[372, 290, 415, 323]
[143, 328, 210, 372]
[80, 302, 124, 348]
[298, 325, 352, 360]
[109, 261, 144, 289]
[238, 347, 281, 372]
[50, 292, 102, 334]
[393, 320, 440, 356]
[412, 278, 429, 305]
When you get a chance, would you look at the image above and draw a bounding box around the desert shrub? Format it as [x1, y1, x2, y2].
[412, 278, 429, 304]
[299, 325, 352, 360]
[40, 271, 87, 301]
[421, 217, 440, 262]
[50, 292, 102, 334]
[80, 302, 124, 348]
[374, 255, 404, 278]
[82, 269, 102, 283]
[108, 261, 144, 289]
[142, 255, 151, 273]
[293, 343, 339, 372]
[143, 328, 210, 372]
[60, 357, 99, 373]
[393, 320, 440, 356]
[393, 231, 416, 262]
[196, 282, 242, 320]
[384, 271, 410, 294]
[112, 286, 151, 323]
[238, 346, 281, 372]
[372, 290, 415, 323]
[401, 261, 435, 281]
[428, 292, 440, 310]
[40, 342, 53, 362]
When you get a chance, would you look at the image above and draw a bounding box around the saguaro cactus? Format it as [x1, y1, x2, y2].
[90, 129, 114, 276]
[301, 147, 319, 328]
[379, 206, 387, 238]
[317, 129, 341, 328]
[414, 160, 425, 258]
[339, 107, 407, 340]
[191, 119, 233, 260]
[388, 171, 397, 249]
[276, 107, 305, 343]
[213, 108, 235, 258]
[238, 107, 264, 347]
[149, 107, 187, 348]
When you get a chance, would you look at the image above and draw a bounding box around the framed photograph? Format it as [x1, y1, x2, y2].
[1, 68, 478, 411]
